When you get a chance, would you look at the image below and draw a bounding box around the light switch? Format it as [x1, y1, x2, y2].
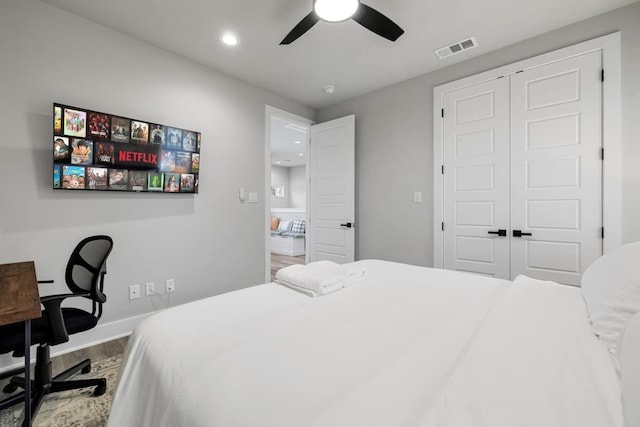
[239, 188, 245, 201]
[414, 191, 422, 203]
[248, 192, 258, 203]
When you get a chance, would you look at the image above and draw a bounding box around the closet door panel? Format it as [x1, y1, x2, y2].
[442, 79, 510, 278]
[510, 51, 603, 285]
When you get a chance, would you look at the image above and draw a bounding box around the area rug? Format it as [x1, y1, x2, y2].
[0, 354, 121, 427]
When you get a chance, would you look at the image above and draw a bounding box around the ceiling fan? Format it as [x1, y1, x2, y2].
[280, 0, 404, 45]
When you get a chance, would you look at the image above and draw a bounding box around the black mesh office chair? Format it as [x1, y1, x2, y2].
[0, 235, 113, 422]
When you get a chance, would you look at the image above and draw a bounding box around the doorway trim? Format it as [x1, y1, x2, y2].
[264, 105, 314, 282]
[433, 32, 621, 268]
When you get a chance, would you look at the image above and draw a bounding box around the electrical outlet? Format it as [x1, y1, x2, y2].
[145, 282, 155, 296]
[129, 284, 140, 300]
[248, 192, 258, 203]
[165, 279, 175, 293]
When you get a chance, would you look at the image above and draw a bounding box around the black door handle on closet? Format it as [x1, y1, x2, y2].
[512, 230, 532, 237]
[487, 229, 507, 236]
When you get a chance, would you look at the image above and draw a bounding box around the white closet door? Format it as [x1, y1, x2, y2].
[307, 115, 355, 263]
[510, 51, 603, 285]
[443, 78, 511, 278]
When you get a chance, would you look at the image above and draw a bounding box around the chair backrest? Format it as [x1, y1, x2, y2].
[64, 235, 113, 317]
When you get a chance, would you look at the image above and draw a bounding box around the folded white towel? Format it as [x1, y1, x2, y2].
[275, 261, 367, 297]
[276, 264, 347, 296]
[277, 278, 345, 297]
[275, 263, 306, 278]
[277, 281, 317, 297]
[307, 260, 343, 272]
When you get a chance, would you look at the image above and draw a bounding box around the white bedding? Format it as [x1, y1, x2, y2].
[107, 260, 622, 427]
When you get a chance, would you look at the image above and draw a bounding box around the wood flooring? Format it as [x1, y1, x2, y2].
[271, 253, 305, 281]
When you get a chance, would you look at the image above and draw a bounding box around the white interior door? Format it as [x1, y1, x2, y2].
[442, 78, 511, 278]
[510, 51, 603, 285]
[435, 34, 620, 281]
[307, 115, 355, 263]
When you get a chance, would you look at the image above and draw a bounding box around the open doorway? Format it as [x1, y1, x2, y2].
[265, 106, 313, 282]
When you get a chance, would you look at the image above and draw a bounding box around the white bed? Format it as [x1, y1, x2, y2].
[107, 246, 640, 427]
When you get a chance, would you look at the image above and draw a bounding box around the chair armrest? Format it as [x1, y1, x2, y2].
[40, 293, 90, 345]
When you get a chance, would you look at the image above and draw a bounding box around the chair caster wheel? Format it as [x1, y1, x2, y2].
[2, 383, 18, 393]
[93, 381, 106, 396]
[81, 365, 91, 374]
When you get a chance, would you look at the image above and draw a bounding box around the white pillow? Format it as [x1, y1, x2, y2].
[582, 241, 640, 355]
[277, 220, 291, 232]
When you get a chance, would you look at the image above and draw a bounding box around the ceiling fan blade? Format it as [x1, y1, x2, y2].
[280, 12, 320, 45]
[352, 3, 404, 42]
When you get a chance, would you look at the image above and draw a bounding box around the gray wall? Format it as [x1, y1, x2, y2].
[0, 0, 313, 366]
[288, 166, 306, 209]
[270, 166, 290, 208]
[317, 2, 640, 267]
[270, 165, 305, 208]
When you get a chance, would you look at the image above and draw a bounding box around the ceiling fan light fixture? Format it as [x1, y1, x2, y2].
[221, 33, 238, 46]
[279, 0, 403, 45]
[314, 0, 359, 22]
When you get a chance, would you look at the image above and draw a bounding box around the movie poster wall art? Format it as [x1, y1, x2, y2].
[63, 108, 86, 138]
[53, 103, 201, 194]
[88, 112, 110, 140]
[62, 165, 85, 189]
[86, 167, 108, 190]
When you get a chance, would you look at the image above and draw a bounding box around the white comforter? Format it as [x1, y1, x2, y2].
[107, 260, 622, 427]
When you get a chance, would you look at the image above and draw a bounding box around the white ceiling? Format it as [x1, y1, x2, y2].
[271, 117, 308, 167]
[41, 0, 635, 109]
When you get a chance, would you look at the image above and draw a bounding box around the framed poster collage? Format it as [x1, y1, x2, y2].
[53, 103, 200, 194]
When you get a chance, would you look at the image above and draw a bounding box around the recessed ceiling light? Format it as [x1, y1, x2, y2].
[294, 140, 301, 144]
[221, 33, 238, 46]
[323, 84, 336, 94]
[276, 161, 281, 164]
[298, 153, 304, 156]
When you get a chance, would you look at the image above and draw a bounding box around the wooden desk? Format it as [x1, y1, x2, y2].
[0, 261, 42, 427]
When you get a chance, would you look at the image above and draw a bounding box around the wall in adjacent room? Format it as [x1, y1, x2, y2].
[0, 0, 313, 367]
[288, 166, 306, 209]
[317, 2, 640, 266]
[270, 166, 290, 208]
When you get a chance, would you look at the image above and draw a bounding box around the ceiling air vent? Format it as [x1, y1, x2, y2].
[435, 37, 478, 59]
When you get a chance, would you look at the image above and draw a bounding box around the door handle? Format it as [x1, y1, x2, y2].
[512, 230, 532, 237]
[340, 222, 353, 228]
[487, 229, 507, 236]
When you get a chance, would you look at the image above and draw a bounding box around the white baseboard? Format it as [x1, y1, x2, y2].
[0, 312, 153, 374]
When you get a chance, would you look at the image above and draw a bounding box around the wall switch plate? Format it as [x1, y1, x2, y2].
[414, 191, 422, 203]
[165, 279, 175, 293]
[239, 188, 245, 201]
[248, 192, 258, 203]
[145, 282, 155, 296]
[129, 284, 140, 300]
